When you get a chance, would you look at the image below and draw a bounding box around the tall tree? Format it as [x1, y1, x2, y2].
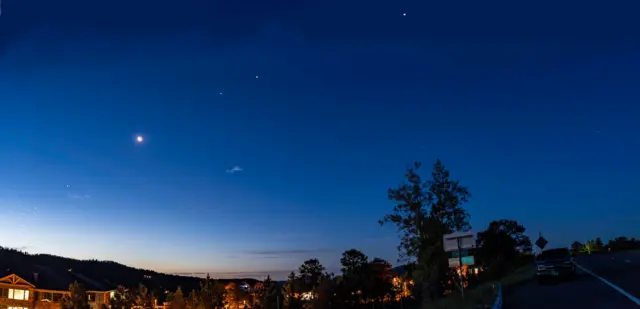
[167, 287, 187, 309]
[476, 219, 532, 276]
[340, 249, 369, 276]
[110, 285, 134, 309]
[380, 160, 471, 306]
[476, 219, 531, 253]
[223, 282, 240, 309]
[298, 259, 326, 292]
[368, 258, 394, 303]
[570, 241, 583, 253]
[339, 249, 369, 305]
[584, 240, 595, 255]
[282, 272, 300, 309]
[199, 274, 224, 309]
[594, 238, 604, 251]
[60, 281, 91, 309]
[255, 276, 280, 309]
[135, 284, 154, 309]
[308, 275, 336, 309]
[476, 225, 518, 279]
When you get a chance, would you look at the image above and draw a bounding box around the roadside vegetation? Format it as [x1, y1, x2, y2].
[571, 237, 640, 255]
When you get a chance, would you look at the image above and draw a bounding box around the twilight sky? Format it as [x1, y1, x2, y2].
[1, 0, 639, 280]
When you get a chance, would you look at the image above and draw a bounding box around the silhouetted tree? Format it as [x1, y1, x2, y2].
[594, 238, 604, 251]
[308, 275, 336, 309]
[168, 287, 187, 309]
[477, 220, 531, 253]
[476, 225, 517, 279]
[282, 272, 300, 309]
[380, 160, 471, 306]
[298, 259, 325, 292]
[477, 219, 532, 275]
[606, 236, 640, 251]
[135, 284, 154, 309]
[60, 281, 91, 309]
[110, 285, 135, 309]
[199, 274, 224, 309]
[368, 258, 394, 304]
[570, 241, 583, 253]
[339, 249, 369, 305]
[254, 276, 279, 309]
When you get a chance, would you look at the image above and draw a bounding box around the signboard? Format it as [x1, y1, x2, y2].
[443, 231, 476, 252]
[448, 256, 475, 268]
[535, 236, 548, 250]
[444, 231, 476, 268]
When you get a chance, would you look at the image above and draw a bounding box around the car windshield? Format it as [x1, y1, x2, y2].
[537, 248, 570, 261]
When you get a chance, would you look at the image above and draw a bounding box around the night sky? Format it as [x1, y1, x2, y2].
[1, 0, 639, 280]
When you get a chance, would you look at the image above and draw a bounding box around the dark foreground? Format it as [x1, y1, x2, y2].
[504, 251, 640, 309]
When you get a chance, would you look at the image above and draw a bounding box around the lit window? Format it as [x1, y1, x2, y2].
[9, 307, 29, 309]
[8, 289, 29, 300]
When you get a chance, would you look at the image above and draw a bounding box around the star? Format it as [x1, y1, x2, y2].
[136, 135, 144, 143]
[255, 75, 259, 79]
[402, 12, 407, 16]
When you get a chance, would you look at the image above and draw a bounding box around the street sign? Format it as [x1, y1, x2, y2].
[535, 236, 548, 249]
[443, 231, 476, 251]
[448, 256, 475, 268]
[444, 231, 476, 268]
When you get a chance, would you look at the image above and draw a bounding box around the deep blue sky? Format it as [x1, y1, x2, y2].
[1, 0, 639, 279]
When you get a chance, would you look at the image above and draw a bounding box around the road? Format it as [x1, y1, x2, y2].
[504, 251, 640, 308]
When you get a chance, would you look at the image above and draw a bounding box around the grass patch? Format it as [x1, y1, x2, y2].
[431, 283, 497, 309]
[500, 264, 536, 292]
[431, 265, 536, 309]
[500, 264, 536, 288]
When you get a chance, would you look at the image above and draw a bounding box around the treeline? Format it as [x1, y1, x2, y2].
[571, 236, 640, 254]
[475, 219, 533, 279]
[137, 159, 536, 309]
[53, 253, 412, 309]
[8, 159, 539, 309]
[0, 246, 256, 293]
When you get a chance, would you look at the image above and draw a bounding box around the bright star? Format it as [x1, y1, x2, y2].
[136, 135, 144, 143]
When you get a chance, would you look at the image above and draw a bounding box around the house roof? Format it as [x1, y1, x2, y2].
[0, 266, 116, 292]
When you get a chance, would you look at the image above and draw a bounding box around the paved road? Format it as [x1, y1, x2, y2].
[504, 251, 640, 308]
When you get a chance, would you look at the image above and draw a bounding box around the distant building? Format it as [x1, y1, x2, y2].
[0, 269, 166, 309]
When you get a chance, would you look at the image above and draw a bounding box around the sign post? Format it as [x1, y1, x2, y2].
[443, 231, 476, 299]
[535, 232, 548, 250]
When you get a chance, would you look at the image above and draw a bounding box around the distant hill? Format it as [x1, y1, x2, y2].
[0, 246, 259, 294]
[392, 263, 416, 278]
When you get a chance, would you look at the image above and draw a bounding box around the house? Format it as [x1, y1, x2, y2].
[0, 266, 115, 309]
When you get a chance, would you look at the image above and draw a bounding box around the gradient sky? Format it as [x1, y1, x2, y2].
[0, 0, 639, 280]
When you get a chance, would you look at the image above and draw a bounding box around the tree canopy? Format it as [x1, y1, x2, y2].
[60, 281, 91, 309]
[380, 160, 471, 306]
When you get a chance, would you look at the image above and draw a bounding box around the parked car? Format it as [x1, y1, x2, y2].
[536, 247, 576, 283]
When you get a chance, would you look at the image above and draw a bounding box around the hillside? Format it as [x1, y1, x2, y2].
[0, 246, 259, 294]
